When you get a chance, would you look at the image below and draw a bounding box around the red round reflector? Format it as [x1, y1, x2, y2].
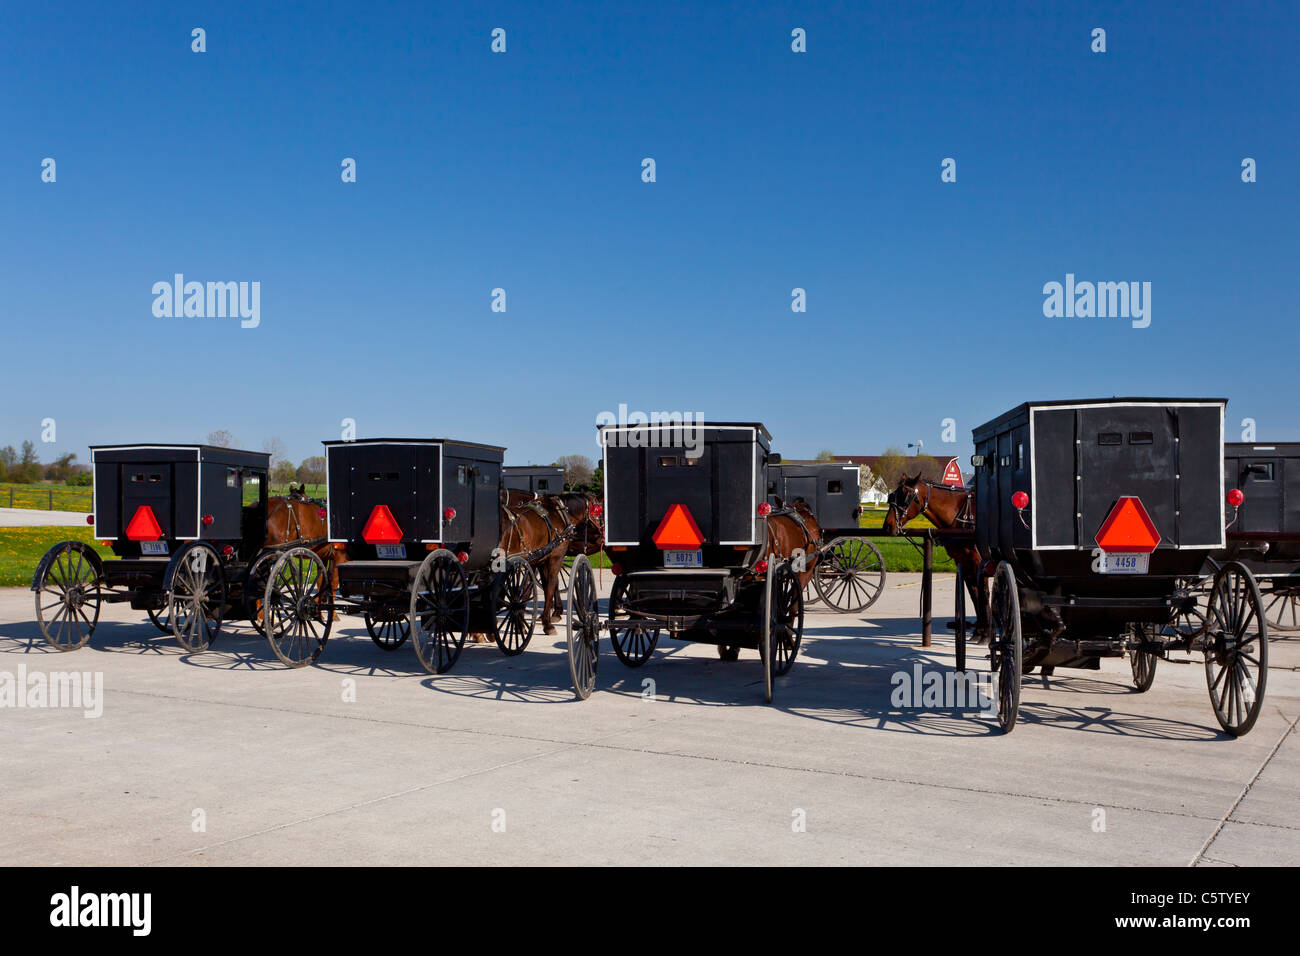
[456, 551, 468, 563]
[201, 514, 214, 526]
[755, 559, 769, 575]
[1227, 488, 1245, 507]
[222, 545, 234, 558]
[590, 504, 603, 518]
[444, 507, 457, 521]
[86, 514, 94, 525]
[318, 507, 327, 520]
[611, 563, 624, 577]
[757, 503, 772, 517]
[1011, 492, 1029, 510]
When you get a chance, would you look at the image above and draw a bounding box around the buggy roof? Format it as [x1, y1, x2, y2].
[1227, 442, 1300, 457]
[321, 437, 506, 452]
[974, 398, 1227, 441]
[89, 444, 269, 468]
[597, 421, 772, 442]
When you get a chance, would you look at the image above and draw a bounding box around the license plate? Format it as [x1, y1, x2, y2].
[663, 549, 702, 568]
[375, 545, 406, 559]
[140, 541, 168, 556]
[1097, 552, 1149, 574]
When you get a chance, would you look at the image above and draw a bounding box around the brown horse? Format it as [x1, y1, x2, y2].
[499, 489, 574, 635]
[548, 492, 604, 615]
[764, 498, 823, 590]
[882, 474, 984, 632]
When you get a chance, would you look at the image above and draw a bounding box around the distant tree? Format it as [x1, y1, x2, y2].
[588, 462, 603, 497]
[262, 437, 288, 471]
[272, 460, 297, 486]
[296, 456, 326, 486]
[45, 452, 77, 483]
[554, 454, 595, 490]
[0, 446, 15, 469]
[207, 429, 236, 448]
[814, 449, 835, 462]
[14, 440, 40, 483]
[871, 446, 908, 492]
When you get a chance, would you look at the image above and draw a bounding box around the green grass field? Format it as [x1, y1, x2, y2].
[0, 527, 113, 588]
[854, 506, 956, 573]
[0, 481, 327, 513]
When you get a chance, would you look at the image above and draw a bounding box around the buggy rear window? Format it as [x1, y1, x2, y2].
[1098, 433, 1122, 445]
[1128, 432, 1153, 445]
[827, 480, 843, 494]
[537, 479, 549, 490]
[368, 472, 399, 481]
[130, 472, 164, 482]
[1246, 462, 1275, 480]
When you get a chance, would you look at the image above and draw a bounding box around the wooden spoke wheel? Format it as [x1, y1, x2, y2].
[1129, 624, 1158, 693]
[553, 561, 571, 615]
[169, 544, 226, 653]
[989, 561, 1022, 733]
[1203, 561, 1268, 737]
[33, 542, 102, 651]
[812, 537, 886, 613]
[760, 561, 804, 702]
[490, 559, 539, 657]
[263, 547, 335, 667]
[145, 603, 172, 635]
[243, 550, 281, 638]
[608, 577, 659, 667]
[1263, 587, 1300, 632]
[717, 645, 741, 661]
[566, 555, 600, 699]
[365, 610, 411, 652]
[410, 550, 469, 675]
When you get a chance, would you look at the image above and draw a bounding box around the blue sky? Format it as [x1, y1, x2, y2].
[1, 1, 1295, 469]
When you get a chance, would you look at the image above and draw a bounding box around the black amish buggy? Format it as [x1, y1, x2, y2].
[262, 438, 541, 673]
[967, 399, 1267, 735]
[503, 465, 566, 495]
[1216, 442, 1300, 630]
[768, 461, 886, 613]
[565, 422, 802, 702]
[32, 444, 274, 652]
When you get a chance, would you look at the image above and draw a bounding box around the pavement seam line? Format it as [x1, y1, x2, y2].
[1188, 709, 1299, 867]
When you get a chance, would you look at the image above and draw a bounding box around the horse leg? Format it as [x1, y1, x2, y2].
[540, 552, 564, 635]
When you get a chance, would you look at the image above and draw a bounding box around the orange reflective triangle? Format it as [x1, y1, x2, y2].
[652, 503, 705, 549]
[1095, 496, 1161, 554]
[125, 505, 163, 541]
[362, 504, 404, 544]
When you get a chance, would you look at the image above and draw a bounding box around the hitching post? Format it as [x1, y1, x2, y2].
[921, 533, 933, 647]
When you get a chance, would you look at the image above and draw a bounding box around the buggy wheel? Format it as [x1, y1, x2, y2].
[1264, 587, 1300, 632]
[263, 547, 335, 667]
[953, 563, 967, 673]
[760, 561, 804, 702]
[566, 555, 600, 699]
[169, 544, 226, 653]
[717, 645, 740, 661]
[1204, 562, 1268, 737]
[145, 604, 171, 635]
[33, 542, 101, 651]
[491, 559, 539, 656]
[989, 561, 1022, 733]
[365, 610, 410, 651]
[410, 550, 469, 675]
[242, 550, 280, 637]
[802, 576, 821, 607]
[608, 577, 659, 667]
[1129, 624, 1158, 692]
[813, 537, 886, 613]
[554, 562, 571, 614]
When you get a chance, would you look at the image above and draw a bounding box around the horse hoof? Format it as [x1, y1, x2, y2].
[543, 625, 557, 636]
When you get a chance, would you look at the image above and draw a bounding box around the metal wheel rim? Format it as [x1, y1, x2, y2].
[769, 565, 803, 676]
[492, 561, 539, 656]
[411, 551, 469, 675]
[1204, 563, 1268, 737]
[813, 537, 885, 613]
[990, 564, 1021, 732]
[365, 610, 411, 651]
[566, 557, 599, 699]
[1263, 587, 1300, 632]
[170, 547, 225, 653]
[608, 578, 659, 667]
[35, 544, 101, 650]
[264, 549, 333, 667]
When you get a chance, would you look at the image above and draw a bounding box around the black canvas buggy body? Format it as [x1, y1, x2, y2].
[1214, 442, 1300, 630]
[768, 461, 886, 613]
[564, 422, 803, 702]
[262, 438, 542, 673]
[503, 465, 566, 495]
[966, 399, 1267, 735]
[32, 443, 273, 652]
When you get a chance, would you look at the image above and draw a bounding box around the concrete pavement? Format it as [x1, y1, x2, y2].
[0, 508, 90, 527]
[0, 573, 1295, 866]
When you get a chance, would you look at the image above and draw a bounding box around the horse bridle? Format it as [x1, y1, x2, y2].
[889, 478, 974, 528]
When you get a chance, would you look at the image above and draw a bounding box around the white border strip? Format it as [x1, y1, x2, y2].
[326, 441, 444, 544]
